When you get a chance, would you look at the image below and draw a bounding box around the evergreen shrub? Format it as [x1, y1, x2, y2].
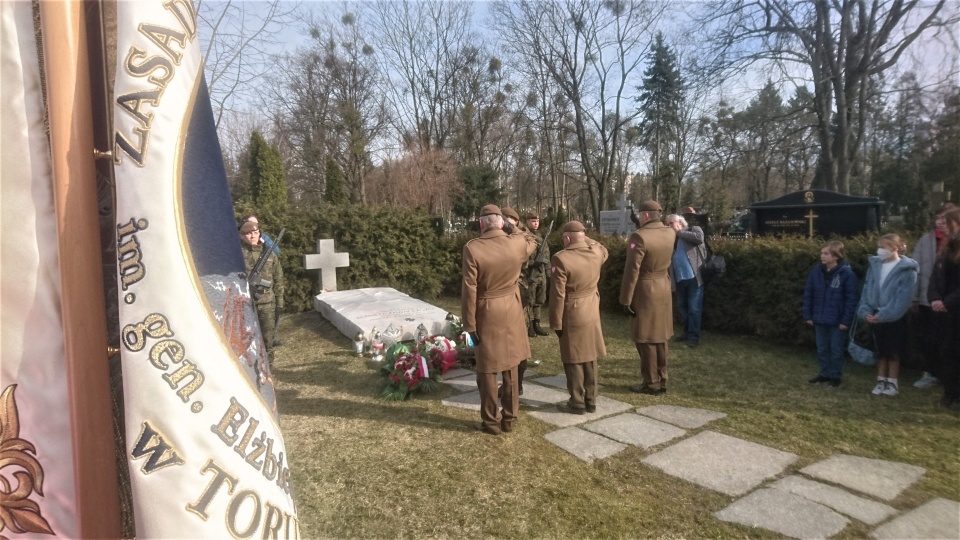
[701, 235, 881, 344]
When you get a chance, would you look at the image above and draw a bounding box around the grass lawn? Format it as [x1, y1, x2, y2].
[274, 298, 959, 539]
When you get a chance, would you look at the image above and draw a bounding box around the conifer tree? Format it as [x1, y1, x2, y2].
[324, 157, 348, 205]
[637, 32, 684, 208]
[247, 130, 287, 219]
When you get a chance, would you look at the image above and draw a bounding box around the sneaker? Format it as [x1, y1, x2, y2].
[827, 378, 841, 388]
[809, 375, 829, 384]
[871, 381, 886, 395]
[914, 374, 938, 389]
[881, 382, 899, 397]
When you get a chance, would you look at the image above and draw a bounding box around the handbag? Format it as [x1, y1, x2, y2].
[847, 316, 876, 366]
[699, 240, 726, 282]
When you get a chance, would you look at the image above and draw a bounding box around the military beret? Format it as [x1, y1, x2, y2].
[239, 221, 260, 233]
[638, 200, 662, 212]
[479, 204, 501, 217]
[524, 211, 539, 220]
[562, 220, 586, 233]
[502, 207, 520, 222]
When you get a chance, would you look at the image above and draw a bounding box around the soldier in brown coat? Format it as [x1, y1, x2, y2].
[549, 221, 608, 414]
[461, 205, 537, 435]
[619, 200, 675, 395]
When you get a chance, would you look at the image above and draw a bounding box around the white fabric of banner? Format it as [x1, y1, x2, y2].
[113, 1, 298, 537]
[0, 2, 80, 537]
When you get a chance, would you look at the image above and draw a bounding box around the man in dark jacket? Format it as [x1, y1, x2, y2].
[666, 214, 707, 348]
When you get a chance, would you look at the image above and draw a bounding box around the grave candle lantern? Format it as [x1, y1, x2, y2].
[370, 330, 384, 362]
[353, 332, 365, 356]
[415, 323, 428, 344]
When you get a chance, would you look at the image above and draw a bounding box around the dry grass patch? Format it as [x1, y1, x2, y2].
[274, 300, 959, 539]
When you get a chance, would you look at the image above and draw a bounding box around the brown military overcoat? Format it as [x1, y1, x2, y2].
[619, 220, 675, 343]
[549, 239, 608, 364]
[461, 228, 537, 373]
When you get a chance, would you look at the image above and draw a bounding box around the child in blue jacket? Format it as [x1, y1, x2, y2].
[858, 234, 919, 397]
[804, 241, 860, 387]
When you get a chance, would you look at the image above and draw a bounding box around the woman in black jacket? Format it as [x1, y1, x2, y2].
[928, 207, 960, 410]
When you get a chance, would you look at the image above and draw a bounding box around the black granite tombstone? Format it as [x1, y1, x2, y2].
[748, 190, 883, 237]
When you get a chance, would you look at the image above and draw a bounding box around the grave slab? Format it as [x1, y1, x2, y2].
[519, 383, 569, 408]
[528, 396, 633, 427]
[636, 404, 727, 429]
[441, 390, 483, 412]
[443, 375, 478, 393]
[583, 413, 686, 449]
[870, 498, 960, 540]
[770, 475, 897, 525]
[530, 373, 603, 391]
[715, 487, 849, 539]
[314, 287, 451, 344]
[642, 431, 798, 496]
[544, 427, 628, 463]
[800, 454, 925, 501]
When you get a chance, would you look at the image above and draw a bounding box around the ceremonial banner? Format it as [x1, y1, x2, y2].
[113, 1, 298, 537]
[1, 2, 120, 537]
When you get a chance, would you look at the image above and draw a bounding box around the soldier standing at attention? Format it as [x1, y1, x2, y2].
[522, 211, 551, 337]
[461, 205, 537, 435]
[549, 221, 609, 414]
[502, 208, 540, 394]
[240, 221, 284, 359]
[619, 200, 674, 395]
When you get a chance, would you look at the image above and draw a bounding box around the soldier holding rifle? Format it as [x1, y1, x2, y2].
[522, 211, 552, 337]
[240, 221, 285, 359]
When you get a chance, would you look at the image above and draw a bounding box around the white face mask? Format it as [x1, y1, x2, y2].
[877, 247, 893, 259]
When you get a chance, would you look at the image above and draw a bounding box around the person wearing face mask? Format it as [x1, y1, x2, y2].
[927, 207, 960, 410]
[857, 234, 919, 397]
[910, 203, 956, 389]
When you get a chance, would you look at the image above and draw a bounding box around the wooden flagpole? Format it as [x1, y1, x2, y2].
[38, 1, 122, 536]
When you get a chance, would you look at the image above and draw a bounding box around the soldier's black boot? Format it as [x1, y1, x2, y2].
[533, 319, 549, 336]
[527, 321, 537, 338]
[518, 359, 527, 396]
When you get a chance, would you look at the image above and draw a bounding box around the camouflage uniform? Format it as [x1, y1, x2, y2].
[521, 219, 550, 336]
[242, 242, 284, 355]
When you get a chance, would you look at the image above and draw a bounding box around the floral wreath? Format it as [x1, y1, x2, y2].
[379, 335, 460, 401]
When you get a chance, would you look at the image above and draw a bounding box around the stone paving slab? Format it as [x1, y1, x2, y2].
[442, 368, 474, 380]
[529, 373, 603, 391]
[636, 404, 727, 429]
[518, 383, 569, 408]
[444, 375, 478, 393]
[715, 487, 849, 539]
[870, 498, 960, 539]
[800, 454, 926, 501]
[544, 427, 628, 463]
[440, 390, 482, 411]
[643, 431, 798, 496]
[528, 396, 634, 428]
[770, 475, 897, 525]
[583, 413, 686, 449]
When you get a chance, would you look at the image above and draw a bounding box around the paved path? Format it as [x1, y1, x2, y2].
[439, 371, 959, 539]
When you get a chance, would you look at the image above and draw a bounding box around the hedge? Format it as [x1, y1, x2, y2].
[260, 205, 909, 346]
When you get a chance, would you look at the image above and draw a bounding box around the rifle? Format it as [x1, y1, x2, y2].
[531, 219, 554, 268]
[247, 227, 285, 295]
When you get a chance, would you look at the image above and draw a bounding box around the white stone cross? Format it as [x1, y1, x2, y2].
[304, 239, 350, 292]
[616, 194, 631, 234]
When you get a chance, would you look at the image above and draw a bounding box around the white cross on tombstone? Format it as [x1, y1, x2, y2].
[616, 194, 631, 234]
[304, 239, 350, 292]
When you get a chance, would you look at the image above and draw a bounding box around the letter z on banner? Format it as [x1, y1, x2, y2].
[112, 1, 299, 537]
